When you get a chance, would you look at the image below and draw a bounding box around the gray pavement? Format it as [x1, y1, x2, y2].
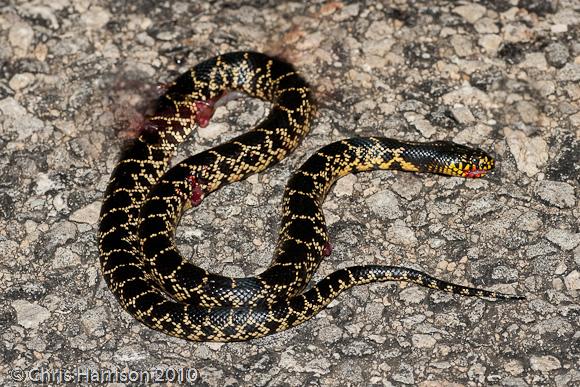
[1, 1, 578, 386]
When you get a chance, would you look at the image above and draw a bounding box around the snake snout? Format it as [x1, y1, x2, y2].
[478, 155, 495, 172]
[461, 150, 495, 178]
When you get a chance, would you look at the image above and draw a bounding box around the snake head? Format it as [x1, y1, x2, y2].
[462, 150, 495, 178]
[419, 141, 495, 178]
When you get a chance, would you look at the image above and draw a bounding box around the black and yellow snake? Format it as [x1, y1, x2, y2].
[98, 51, 523, 341]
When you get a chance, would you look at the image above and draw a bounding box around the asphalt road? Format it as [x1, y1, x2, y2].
[1, 1, 578, 385]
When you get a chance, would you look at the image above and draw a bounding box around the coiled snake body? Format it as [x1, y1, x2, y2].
[99, 52, 522, 341]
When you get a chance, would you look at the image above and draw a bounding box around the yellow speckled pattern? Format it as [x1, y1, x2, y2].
[98, 52, 522, 342]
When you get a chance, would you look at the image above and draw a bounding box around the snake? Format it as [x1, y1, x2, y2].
[98, 51, 523, 342]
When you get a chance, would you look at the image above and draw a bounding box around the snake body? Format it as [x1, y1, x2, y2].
[98, 52, 522, 341]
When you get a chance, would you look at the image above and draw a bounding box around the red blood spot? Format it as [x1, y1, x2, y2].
[193, 92, 227, 128]
[194, 101, 215, 128]
[187, 175, 205, 206]
[322, 241, 333, 256]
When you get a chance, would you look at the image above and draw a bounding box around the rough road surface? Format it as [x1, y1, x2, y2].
[1, 1, 578, 386]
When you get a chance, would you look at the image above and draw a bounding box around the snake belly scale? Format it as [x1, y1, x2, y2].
[98, 51, 522, 341]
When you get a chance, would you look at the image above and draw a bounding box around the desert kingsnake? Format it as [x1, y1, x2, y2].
[98, 51, 522, 341]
